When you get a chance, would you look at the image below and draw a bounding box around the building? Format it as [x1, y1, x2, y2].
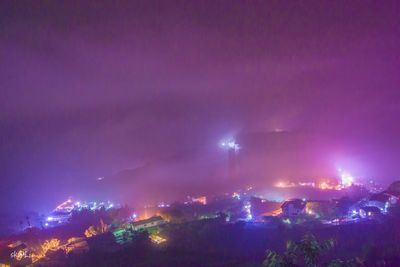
[130, 216, 165, 231]
[281, 199, 306, 217]
[250, 197, 282, 219]
[359, 206, 382, 219]
[112, 228, 134, 245]
[305, 200, 336, 219]
[364, 192, 399, 213]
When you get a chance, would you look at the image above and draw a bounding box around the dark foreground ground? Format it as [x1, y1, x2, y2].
[50, 217, 400, 267]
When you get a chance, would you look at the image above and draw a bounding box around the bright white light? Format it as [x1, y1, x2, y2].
[44, 222, 49, 227]
[338, 169, 354, 187]
[244, 202, 252, 221]
[47, 216, 54, 222]
[219, 139, 240, 151]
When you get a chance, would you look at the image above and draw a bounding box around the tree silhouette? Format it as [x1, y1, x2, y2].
[263, 233, 337, 267]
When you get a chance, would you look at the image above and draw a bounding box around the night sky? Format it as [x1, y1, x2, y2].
[1, 1, 400, 212]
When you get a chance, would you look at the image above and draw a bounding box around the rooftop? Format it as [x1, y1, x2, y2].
[131, 216, 164, 227]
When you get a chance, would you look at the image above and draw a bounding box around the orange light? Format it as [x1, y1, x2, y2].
[192, 196, 207, 205]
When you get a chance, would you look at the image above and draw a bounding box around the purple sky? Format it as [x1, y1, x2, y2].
[1, 1, 400, 212]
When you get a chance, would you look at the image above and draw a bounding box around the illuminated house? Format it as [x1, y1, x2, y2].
[305, 200, 336, 219]
[360, 181, 400, 213]
[281, 199, 306, 217]
[359, 206, 382, 219]
[113, 228, 134, 245]
[249, 197, 282, 219]
[356, 182, 400, 215]
[130, 216, 165, 231]
[363, 192, 398, 213]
